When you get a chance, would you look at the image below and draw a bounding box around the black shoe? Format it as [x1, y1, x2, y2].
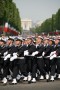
[9, 82, 17, 85]
[56, 78, 60, 80]
[0, 80, 3, 83]
[2, 83, 7, 86]
[28, 81, 31, 84]
[49, 80, 54, 82]
[46, 79, 50, 82]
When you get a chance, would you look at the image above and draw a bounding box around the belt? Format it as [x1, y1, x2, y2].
[17, 57, 24, 59]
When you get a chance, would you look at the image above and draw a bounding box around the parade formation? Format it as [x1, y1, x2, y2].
[0, 34, 60, 85]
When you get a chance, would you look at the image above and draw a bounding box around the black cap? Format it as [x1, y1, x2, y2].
[37, 36, 43, 40]
[49, 38, 54, 41]
[54, 37, 60, 41]
[0, 39, 6, 43]
[15, 38, 22, 42]
[27, 37, 33, 41]
[43, 37, 49, 40]
[8, 38, 14, 41]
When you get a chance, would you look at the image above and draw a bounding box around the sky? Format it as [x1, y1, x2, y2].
[13, 0, 60, 23]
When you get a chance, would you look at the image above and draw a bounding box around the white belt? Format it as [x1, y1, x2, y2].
[45, 56, 60, 58]
[37, 56, 50, 58]
[56, 56, 60, 58]
[44, 56, 50, 58]
[37, 56, 42, 58]
[18, 57, 24, 59]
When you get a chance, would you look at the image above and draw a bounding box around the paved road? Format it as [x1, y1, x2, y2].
[0, 80, 60, 90]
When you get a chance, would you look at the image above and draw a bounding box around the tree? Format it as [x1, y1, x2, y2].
[32, 8, 60, 34]
[55, 9, 60, 30]
[0, 0, 21, 32]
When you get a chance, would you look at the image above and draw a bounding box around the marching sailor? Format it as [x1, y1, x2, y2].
[50, 37, 60, 81]
[42, 38, 54, 81]
[0, 39, 7, 79]
[1, 38, 14, 85]
[31, 36, 45, 82]
[10, 38, 22, 84]
[24, 37, 36, 83]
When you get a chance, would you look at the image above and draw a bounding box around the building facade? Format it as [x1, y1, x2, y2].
[21, 19, 32, 31]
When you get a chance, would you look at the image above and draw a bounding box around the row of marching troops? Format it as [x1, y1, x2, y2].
[0, 35, 60, 85]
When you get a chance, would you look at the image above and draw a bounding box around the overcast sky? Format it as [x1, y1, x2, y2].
[13, 0, 60, 22]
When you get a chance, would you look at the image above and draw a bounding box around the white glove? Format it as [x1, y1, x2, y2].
[13, 53, 17, 56]
[50, 53, 57, 60]
[4, 54, 11, 61]
[42, 52, 45, 56]
[50, 51, 56, 57]
[10, 55, 17, 61]
[24, 50, 29, 56]
[4, 51, 8, 56]
[32, 51, 39, 56]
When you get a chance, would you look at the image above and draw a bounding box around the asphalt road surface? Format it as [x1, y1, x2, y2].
[0, 80, 60, 90]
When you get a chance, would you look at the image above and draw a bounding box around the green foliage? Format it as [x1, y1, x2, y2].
[55, 9, 60, 30]
[0, 0, 21, 32]
[33, 8, 60, 34]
